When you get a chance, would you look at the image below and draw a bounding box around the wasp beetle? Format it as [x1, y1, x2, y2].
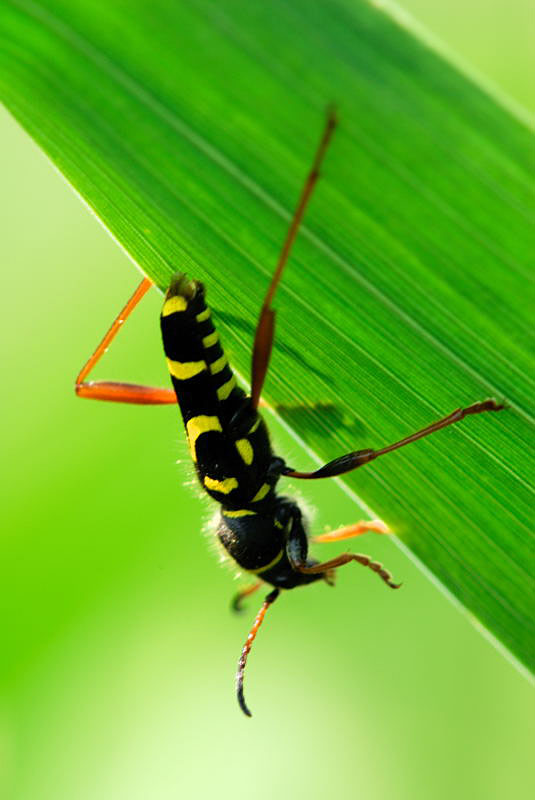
[75, 111, 504, 716]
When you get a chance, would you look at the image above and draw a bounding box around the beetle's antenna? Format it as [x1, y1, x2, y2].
[236, 588, 280, 717]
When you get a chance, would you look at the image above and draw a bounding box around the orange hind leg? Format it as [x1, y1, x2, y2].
[75, 277, 177, 405]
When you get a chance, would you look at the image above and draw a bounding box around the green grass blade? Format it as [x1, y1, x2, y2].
[1, 0, 533, 670]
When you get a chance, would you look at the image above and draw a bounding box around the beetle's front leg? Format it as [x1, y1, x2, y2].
[281, 503, 400, 589]
[281, 504, 309, 568]
[275, 501, 330, 583]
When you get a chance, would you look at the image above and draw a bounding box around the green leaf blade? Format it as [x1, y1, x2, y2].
[2, 0, 533, 669]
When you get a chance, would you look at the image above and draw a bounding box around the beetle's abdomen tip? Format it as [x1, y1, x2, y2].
[162, 274, 201, 317]
[166, 272, 197, 301]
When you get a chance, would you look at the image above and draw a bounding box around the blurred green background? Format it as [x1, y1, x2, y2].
[1, 1, 533, 799]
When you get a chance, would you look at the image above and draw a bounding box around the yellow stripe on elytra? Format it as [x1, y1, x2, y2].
[249, 549, 284, 575]
[223, 509, 256, 518]
[196, 308, 211, 322]
[202, 331, 219, 348]
[167, 358, 206, 380]
[186, 415, 222, 462]
[209, 354, 228, 375]
[217, 376, 236, 401]
[249, 418, 261, 434]
[235, 438, 253, 465]
[251, 483, 270, 502]
[204, 476, 238, 494]
[162, 295, 188, 316]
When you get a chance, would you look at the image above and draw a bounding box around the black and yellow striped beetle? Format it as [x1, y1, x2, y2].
[75, 111, 504, 716]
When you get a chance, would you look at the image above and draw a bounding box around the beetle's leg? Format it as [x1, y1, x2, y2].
[75, 277, 177, 404]
[250, 109, 337, 409]
[236, 588, 280, 717]
[312, 519, 390, 543]
[283, 399, 505, 479]
[282, 508, 398, 588]
[231, 581, 262, 613]
[291, 551, 401, 590]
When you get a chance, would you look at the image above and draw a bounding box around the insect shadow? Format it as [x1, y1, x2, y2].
[274, 402, 369, 441]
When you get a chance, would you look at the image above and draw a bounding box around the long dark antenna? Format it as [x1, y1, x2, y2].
[236, 588, 280, 717]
